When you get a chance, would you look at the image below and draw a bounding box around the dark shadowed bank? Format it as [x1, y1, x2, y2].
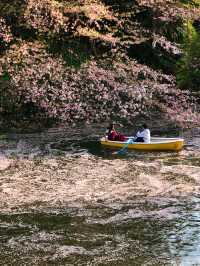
[0, 0, 200, 131]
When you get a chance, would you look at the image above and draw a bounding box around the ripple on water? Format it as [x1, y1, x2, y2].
[0, 198, 200, 265]
[0, 127, 200, 264]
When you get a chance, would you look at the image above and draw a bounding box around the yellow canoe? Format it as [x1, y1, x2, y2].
[100, 137, 184, 151]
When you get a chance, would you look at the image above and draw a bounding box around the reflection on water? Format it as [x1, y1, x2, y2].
[0, 126, 200, 265]
[1, 198, 200, 265]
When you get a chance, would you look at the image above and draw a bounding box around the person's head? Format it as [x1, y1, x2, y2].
[142, 123, 148, 129]
[108, 123, 115, 132]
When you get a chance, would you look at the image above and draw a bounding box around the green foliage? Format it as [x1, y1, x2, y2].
[47, 38, 91, 69]
[176, 21, 200, 90]
[181, 0, 200, 7]
[0, 71, 11, 81]
[0, 0, 26, 17]
[162, 24, 185, 43]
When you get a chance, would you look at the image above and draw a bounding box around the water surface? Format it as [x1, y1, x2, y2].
[0, 126, 200, 265]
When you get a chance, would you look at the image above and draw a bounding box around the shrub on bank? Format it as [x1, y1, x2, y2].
[177, 21, 200, 91]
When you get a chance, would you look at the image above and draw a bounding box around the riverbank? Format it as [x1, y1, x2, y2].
[1, 1, 199, 128]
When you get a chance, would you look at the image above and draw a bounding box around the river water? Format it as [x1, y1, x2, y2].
[0, 126, 200, 265]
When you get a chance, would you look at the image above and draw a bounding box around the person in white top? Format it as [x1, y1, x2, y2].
[135, 124, 150, 143]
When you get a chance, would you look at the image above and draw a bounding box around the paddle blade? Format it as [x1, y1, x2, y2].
[116, 138, 133, 155]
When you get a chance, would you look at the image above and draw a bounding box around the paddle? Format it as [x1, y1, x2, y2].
[114, 137, 134, 155]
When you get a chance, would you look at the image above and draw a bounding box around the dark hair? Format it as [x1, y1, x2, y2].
[142, 123, 148, 129]
[107, 123, 115, 133]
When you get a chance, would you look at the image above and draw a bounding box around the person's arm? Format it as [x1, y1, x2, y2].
[105, 129, 109, 139]
[140, 129, 150, 143]
[136, 131, 141, 137]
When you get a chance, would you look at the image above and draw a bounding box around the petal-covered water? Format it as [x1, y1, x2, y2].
[0, 126, 200, 265]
